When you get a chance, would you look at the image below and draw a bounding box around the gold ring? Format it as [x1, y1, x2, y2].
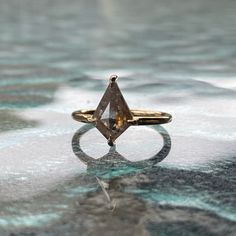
[72, 75, 172, 146]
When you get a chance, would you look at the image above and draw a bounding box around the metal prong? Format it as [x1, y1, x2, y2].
[110, 75, 118, 83]
[108, 136, 115, 146]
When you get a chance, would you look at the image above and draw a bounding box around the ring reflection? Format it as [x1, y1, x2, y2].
[72, 124, 171, 170]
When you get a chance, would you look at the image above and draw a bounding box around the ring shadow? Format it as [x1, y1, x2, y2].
[72, 124, 171, 174]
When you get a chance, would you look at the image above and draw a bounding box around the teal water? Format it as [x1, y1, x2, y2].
[0, 0, 236, 235]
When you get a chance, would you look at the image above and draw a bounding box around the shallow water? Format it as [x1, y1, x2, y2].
[0, 0, 236, 235]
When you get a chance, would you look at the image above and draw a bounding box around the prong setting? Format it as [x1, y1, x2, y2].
[110, 75, 118, 83]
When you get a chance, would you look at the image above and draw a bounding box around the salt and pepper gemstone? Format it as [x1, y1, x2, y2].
[93, 75, 133, 146]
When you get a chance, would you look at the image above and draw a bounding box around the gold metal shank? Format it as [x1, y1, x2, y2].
[72, 109, 172, 126]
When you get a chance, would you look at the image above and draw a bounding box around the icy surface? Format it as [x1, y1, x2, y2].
[0, 0, 235, 235]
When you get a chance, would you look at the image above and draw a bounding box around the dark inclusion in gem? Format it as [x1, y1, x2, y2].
[93, 75, 133, 146]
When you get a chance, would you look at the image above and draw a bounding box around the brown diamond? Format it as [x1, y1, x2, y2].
[93, 75, 133, 145]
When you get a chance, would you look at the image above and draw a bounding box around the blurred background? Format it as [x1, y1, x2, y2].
[0, 0, 236, 235]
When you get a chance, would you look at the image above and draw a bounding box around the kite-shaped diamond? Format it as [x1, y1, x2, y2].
[93, 75, 133, 146]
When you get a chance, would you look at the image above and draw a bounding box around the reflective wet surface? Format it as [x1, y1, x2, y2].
[0, 0, 236, 235]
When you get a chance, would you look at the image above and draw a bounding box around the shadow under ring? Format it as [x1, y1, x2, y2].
[72, 124, 171, 168]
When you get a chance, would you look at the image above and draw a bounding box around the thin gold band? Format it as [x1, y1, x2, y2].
[72, 109, 172, 126]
